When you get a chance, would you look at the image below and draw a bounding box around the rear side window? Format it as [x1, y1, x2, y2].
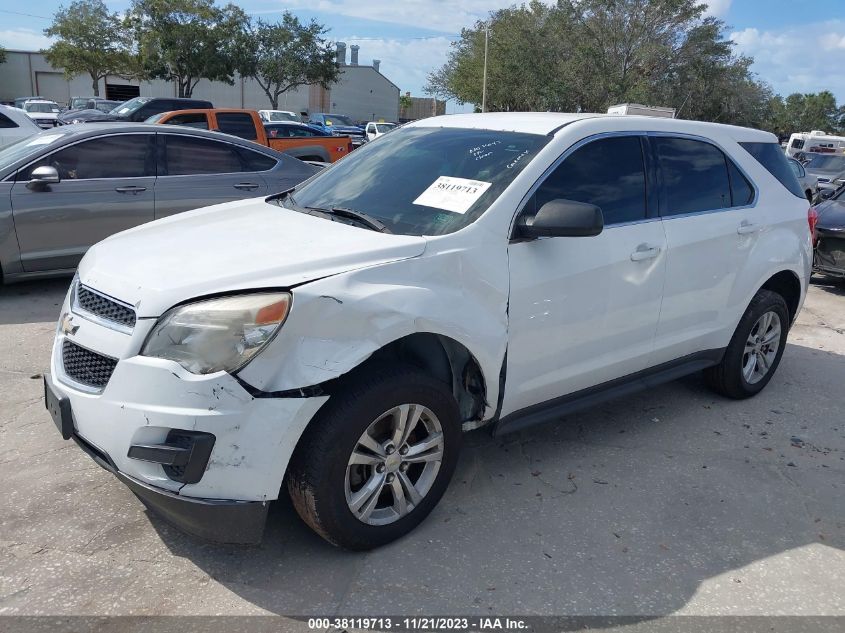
[739, 142, 804, 199]
[727, 160, 754, 206]
[216, 113, 257, 141]
[531, 135, 647, 225]
[655, 137, 731, 215]
[238, 148, 276, 171]
[0, 113, 18, 129]
[163, 135, 244, 175]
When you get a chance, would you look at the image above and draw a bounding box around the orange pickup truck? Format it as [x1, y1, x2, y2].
[149, 108, 352, 163]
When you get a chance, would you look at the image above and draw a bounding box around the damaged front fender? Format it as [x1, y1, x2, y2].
[237, 234, 510, 425]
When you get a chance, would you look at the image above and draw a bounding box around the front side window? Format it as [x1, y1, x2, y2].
[163, 135, 244, 175]
[216, 113, 257, 141]
[529, 135, 647, 225]
[323, 114, 354, 127]
[655, 137, 731, 216]
[287, 126, 549, 236]
[18, 134, 154, 181]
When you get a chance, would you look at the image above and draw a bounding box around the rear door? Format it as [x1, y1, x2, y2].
[648, 134, 758, 365]
[10, 133, 156, 272]
[153, 133, 270, 219]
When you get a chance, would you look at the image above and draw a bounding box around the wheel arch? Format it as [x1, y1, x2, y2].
[333, 332, 489, 429]
[758, 269, 802, 324]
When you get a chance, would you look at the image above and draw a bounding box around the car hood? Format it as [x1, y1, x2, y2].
[816, 198, 845, 230]
[78, 197, 427, 317]
[58, 108, 121, 123]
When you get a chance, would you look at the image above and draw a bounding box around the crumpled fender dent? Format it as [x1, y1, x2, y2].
[236, 232, 510, 424]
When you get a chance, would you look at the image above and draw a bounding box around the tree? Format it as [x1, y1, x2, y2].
[0, 47, 6, 65]
[235, 13, 338, 109]
[399, 93, 413, 117]
[763, 91, 843, 137]
[129, 0, 248, 98]
[426, 0, 773, 127]
[43, 0, 135, 96]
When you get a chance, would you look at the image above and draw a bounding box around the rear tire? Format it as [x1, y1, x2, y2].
[704, 289, 789, 399]
[286, 364, 461, 550]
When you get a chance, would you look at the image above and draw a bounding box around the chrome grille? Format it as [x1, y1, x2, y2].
[62, 340, 118, 390]
[76, 285, 136, 329]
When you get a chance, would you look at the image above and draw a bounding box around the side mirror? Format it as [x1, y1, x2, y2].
[517, 199, 604, 239]
[27, 166, 60, 190]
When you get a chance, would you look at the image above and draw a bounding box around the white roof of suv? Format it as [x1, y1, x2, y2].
[411, 112, 775, 143]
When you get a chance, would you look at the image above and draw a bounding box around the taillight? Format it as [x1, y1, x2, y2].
[808, 207, 819, 245]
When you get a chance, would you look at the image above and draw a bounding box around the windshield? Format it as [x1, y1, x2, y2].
[25, 102, 59, 113]
[95, 101, 120, 113]
[806, 154, 845, 171]
[111, 97, 151, 116]
[323, 114, 354, 126]
[0, 132, 69, 169]
[288, 126, 549, 236]
[376, 123, 396, 133]
[267, 111, 297, 122]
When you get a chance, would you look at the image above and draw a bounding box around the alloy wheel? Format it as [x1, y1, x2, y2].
[345, 404, 444, 526]
[742, 310, 782, 385]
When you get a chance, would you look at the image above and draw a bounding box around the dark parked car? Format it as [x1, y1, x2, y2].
[264, 122, 332, 138]
[814, 185, 845, 281]
[58, 97, 212, 125]
[0, 124, 317, 281]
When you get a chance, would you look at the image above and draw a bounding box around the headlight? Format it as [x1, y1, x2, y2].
[141, 292, 291, 374]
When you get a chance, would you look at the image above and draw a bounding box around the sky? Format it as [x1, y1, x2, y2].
[1, 0, 844, 114]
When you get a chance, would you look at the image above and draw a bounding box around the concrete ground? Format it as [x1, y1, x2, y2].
[0, 278, 842, 620]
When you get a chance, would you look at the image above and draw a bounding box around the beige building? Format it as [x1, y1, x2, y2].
[399, 92, 446, 122]
[0, 43, 400, 123]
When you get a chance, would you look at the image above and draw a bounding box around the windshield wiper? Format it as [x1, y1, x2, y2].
[307, 206, 392, 234]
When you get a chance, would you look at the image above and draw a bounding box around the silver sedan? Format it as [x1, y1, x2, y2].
[0, 124, 318, 282]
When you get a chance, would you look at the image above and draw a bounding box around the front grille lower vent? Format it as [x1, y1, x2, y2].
[76, 285, 136, 330]
[62, 340, 118, 390]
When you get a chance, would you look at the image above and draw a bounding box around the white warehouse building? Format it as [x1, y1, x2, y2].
[0, 42, 400, 122]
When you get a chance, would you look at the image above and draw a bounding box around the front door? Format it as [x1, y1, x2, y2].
[502, 134, 667, 418]
[10, 133, 156, 272]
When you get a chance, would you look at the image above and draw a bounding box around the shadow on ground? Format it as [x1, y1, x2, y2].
[0, 278, 69, 325]
[136, 343, 843, 619]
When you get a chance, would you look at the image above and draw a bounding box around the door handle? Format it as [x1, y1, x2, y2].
[115, 186, 147, 194]
[630, 243, 661, 261]
[737, 221, 761, 235]
[233, 182, 260, 191]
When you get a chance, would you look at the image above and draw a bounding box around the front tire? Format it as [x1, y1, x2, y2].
[286, 364, 461, 550]
[704, 289, 789, 399]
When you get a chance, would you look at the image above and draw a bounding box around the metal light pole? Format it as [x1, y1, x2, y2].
[481, 25, 489, 113]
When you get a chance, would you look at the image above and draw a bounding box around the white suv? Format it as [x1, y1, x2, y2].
[44, 113, 812, 549]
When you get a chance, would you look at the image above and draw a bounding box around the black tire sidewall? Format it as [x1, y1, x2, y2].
[727, 292, 789, 396]
[297, 367, 461, 549]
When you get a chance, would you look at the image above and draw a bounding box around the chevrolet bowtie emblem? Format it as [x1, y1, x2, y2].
[60, 313, 79, 336]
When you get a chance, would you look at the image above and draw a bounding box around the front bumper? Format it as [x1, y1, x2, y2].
[47, 287, 329, 542]
[58, 413, 269, 544]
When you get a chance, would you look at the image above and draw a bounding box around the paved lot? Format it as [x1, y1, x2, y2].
[0, 278, 843, 619]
